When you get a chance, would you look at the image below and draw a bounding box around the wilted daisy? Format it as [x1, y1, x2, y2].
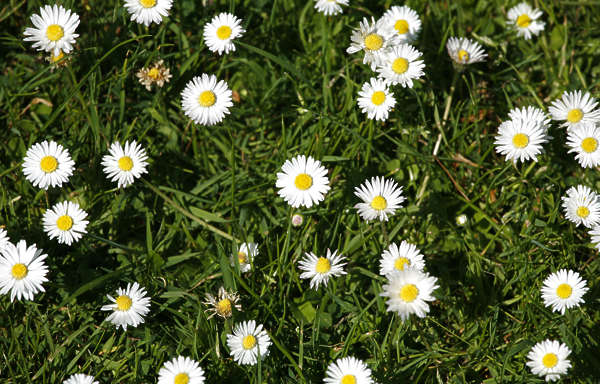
[376, 44, 425, 88]
[226, 320, 272, 365]
[62, 374, 98, 384]
[298, 248, 346, 290]
[42, 201, 88, 246]
[124, 0, 173, 27]
[158, 356, 205, 384]
[101, 141, 149, 188]
[203, 13, 245, 55]
[0, 240, 48, 302]
[549, 90, 600, 130]
[346, 17, 400, 70]
[0, 229, 9, 250]
[101, 282, 151, 330]
[494, 119, 550, 163]
[446, 36, 487, 66]
[23, 5, 80, 56]
[276, 155, 330, 208]
[181, 74, 233, 126]
[354, 176, 405, 222]
[561, 185, 600, 228]
[566, 123, 600, 168]
[541, 269, 588, 315]
[314, 0, 348, 16]
[379, 241, 425, 276]
[136, 59, 172, 91]
[508, 106, 551, 130]
[383, 5, 421, 43]
[380, 269, 439, 321]
[507, 2, 545, 40]
[203, 286, 241, 319]
[323, 356, 373, 384]
[526, 340, 571, 382]
[231, 242, 258, 273]
[46, 50, 70, 69]
[22, 140, 75, 190]
[357, 77, 396, 121]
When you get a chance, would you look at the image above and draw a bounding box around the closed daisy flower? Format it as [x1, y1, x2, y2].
[298, 248, 346, 290]
[507, 2, 545, 40]
[124, 0, 172, 27]
[203, 286, 241, 319]
[357, 77, 396, 121]
[231, 242, 258, 273]
[23, 5, 80, 56]
[561, 185, 600, 228]
[494, 119, 550, 163]
[101, 282, 151, 330]
[136, 59, 172, 91]
[354, 176, 405, 222]
[62, 374, 98, 384]
[203, 13, 245, 55]
[526, 340, 571, 382]
[276, 155, 330, 208]
[0, 240, 49, 302]
[181, 74, 233, 126]
[376, 44, 425, 88]
[226, 320, 272, 366]
[158, 356, 205, 384]
[379, 241, 425, 276]
[549, 90, 600, 130]
[347, 17, 400, 70]
[101, 141, 149, 188]
[314, 0, 348, 16]
[323, 356, 373, 384]
[380, 269, 439, 321]
[383, 5, 421, 43]
[541, 269, 588, 315]
[42, 201, 88, 246]
[0, 229, 9, 250]
[22, 140, 75, 190]
[446, 37, 487, 65]
[566, 123, 600, 168]
[508, 106, 551, 129]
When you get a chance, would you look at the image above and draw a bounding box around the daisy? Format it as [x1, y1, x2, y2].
[275, 155, 330, 208]
[298, 248, 346, 289]
[158, 356, 206, 384]
[507, 2, 545, 40]
[508, 106, 551, 130]
[346, 17, 400, 70]
[382, 5, 422, 43]
[203, 13, 245, 55]
[357, 77, 396, 121]
[589, 226, 600, 250]
[380, 269, 439, 321]
[291, 213, 304, 227]
[354, 176, 405, 222]
[0, 240, 49, 302]
[375, 44, 425, 88]
[62, 374, 99, 384]
[23, 5, 80, 56]
[226, 320, 272, 365]
[46, 50, 70, 69]
[561, 185, 600, 228]
[101, 141, 149, 188]
[323, 356, 374, 384]
[0, 229, 9, 250]
[42, 201, 88, 246]
[494, 119, 550, 163]
[379, 241, 425, 276]
[549, 90, 600, 130]
[203, 286, 241, 319]
[446, 37, 487, 66]
[136, 59, 172, 91]
[124, 0, 173, 27]
[231, 242, 258, 273]
[541, 269, 588, 315]
[101, 282, 151, 330]
[526, 340, 571, 382]
[22, 140, 75, 190]
[181, 74, 233, 126]
[566, 123, 600, 168]
[314, 0, 349, 16]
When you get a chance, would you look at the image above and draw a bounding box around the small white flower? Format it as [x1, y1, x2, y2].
[561, 185, 600, 228]
[541, 269, 588, 315]
[380, 269, 439, 321]
[203, 286, 241, 319]
[101, 141, 149, 188]
[42, 201, 88, 246]
[0, 240, 49, 302]
[526, 340, 571, 382]
[507, 2, 545, 40]
[589, 225, 600, 250]
[203, 13, 245, 55]
[226, 320, 272, 366]
[314, 0, 348, 16]
[231, 242, 258, 273]
[23, 5, 80, 56]
[375, 44, 425, 88]
[22, 140, 75, 190]
[101, 282, 151, 330]
[566, 123, 600, 168]
[446, 37, 487, 65]
[379, 241, 425, 276]
[323, 356, 374, 384]
[181, 74, 233, 126]
[549, 90, 600, 130]
[508, 106, 551, 130]
[124, 0, 173, 27]
[347, 17, 400, 70]
[158, 356, 206, 384]
[382, 5, 421, 43]
[62, 374, 98, 384]
[0, 229, 10, 251]
[276, 155, 330, 208]
[291, 214, 304, 227]
[494, 119, 550, 163]
[357, 77, 396, 121]
[354, 176, 405, 222]
[456, 214, 468, 226]
[298, 248, 346, 289]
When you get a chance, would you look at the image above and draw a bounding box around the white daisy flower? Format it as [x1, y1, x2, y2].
[62, 374, 99, 384]
[589, 225, 600, 250]
[382, 5, 421, 43]
[276, 155, 330, 208]
[375, 44, 425, 88]
[101, 141, 149, 188]
[354, 176, 405, 222]
[561, 185, 600, 228]
[357, 77, 396, 121]
[508, 106, 551, 130]
[0, 240, 49, 302]
[507, 2, 545, 40]
[314, 0, 349, 16]
[203, 286, 241, 319]
[231, 242, 258, 273]
[541, 269, 588, 315]
[226, 320, 272, 366]
[380, 269, 439, 321]
[298, 248, 346, 290]
[566, 123, 600, 168]
[494, 119, 550, 163]
[124, 0, 173, 27]
[42, 201, 88, 246]
[181, 74, 233, 126]
[526, 340, 571, 382]
[346, 17, 400, 70]
[158, 356, 206, 384]
[0, 229, 9, 251]
[22, 140, 75, 190]
[23, 5, 80, 56]
[101, 282, 151, 331]
[379, 241, 425, 276]
[446, 37, 487, 65]
[323, 356, 373, 384]
[548, 90, 600, 130]
[203, 13, 245, 55]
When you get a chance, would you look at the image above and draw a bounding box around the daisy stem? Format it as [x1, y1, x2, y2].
[380, 221, 390, 246]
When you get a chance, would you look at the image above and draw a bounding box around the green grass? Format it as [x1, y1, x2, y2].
[1, 0, 600, 382]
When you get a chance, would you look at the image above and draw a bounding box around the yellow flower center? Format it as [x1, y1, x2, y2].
[198, 90, 216, 107]
[51, 51, 65, 63]
[315, 257, 331, 274]
[516, 14, 532, 28]
[394, 257, 410, 271]
[370, 195, 387, 210]
[147, 67, 160, 80]
[556, 283, 572, 299]
[512, 133, 529, 149]
[216, 25, 232, 40]
[118, 156, 134, 171]
[294, 173, 313, 190]
[457, 49, 469, 63]
[11, 263, 28, 280]
[542, 353, 558, 368]
[394, 19, 409, 34]
[174, 373, 189, 384]
[341, 375, 357, 384]
[371, 91, 386, 106]
[237, 252, 248, 264]
[46, 24, 64, 41]
[392, 57, 409, 74]
[140, 0, 157, 8]
[56, 215, 73, 231]
[581, 137, 598, 153]
[364, 33, 383, 51]
[116, 295, 133, 311]
[576, 206, 590, 218]
[40, 156, 58, 173]
[399, 283, 419, 302]
[216, 298, 232, 316]
[567, 108, 583, 123]
[242, 335, 256, 350]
